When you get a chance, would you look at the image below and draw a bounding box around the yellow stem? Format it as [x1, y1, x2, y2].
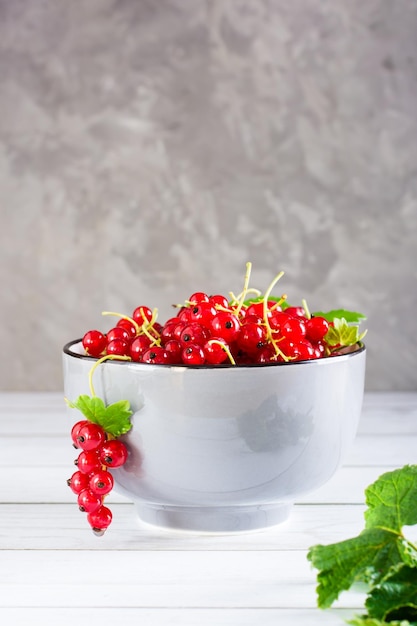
[235, 262, 252, 316]
[207, 339, 236, 365]
[302, 299, 311, 320]
[88, 354, 131, 397]
[262, 271, 289, 362]
[101, 311, 140, 335]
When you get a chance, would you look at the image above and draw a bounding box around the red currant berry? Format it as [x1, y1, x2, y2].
[203, 338, 229, 365]
[82, 330, 107, 357]
[71, 420, 90, 448]
[188, 302, 217, 329]
[75, 450, 102, 474]
[306, 316, 330, 342]
[116, 318, 137, 338]
[181, 344, 206, 365]
[246, 300, 275, 318]
[106, 326, 131, 343]
[132, 305, 153, 326]
[75, 422, 106, 452]
[89, 470, 114, 496]
[209, 294, 229, 308]
[236, 323, 267, 354]
[129, 335, 152, 362]
[285, 306, 306, 319]
[87, 505, 113, 534]
[292, 339, 315, 361]
[188, 292, 209, 304]
[67, 470, 90, 494]
[180, 323, 209, 347]
[178, 307, 192, 322]
[172, 322, 187, 340]
[163, 339, 182, 363]
[141, 346, 170, 364]
[281, 316, 307, 341]
[210, 312, 240, 343]
[99, 440, 128, 468]
[78, 488, 103, 513]
[106, 338, 130, 356]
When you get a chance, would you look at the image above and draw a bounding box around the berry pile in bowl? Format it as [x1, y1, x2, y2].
[63, 264, 367, 535]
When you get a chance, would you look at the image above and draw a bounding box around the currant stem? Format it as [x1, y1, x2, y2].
[262, 271, 289, 362]
[207, 340, 236, 365]
[101, 311, 140, 335]
[235, 262, 252, 316]
[88, 354, 131, 397]
[302, 299, 311, 320]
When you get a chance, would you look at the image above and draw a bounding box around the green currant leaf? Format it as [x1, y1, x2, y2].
[307, 528, 407, 609]
[348, 617, 417, 625]
[365, 466, 417, 534]
[308, 465, 417, 613]
[313, 309, 367, 324]
[365, 566, 417, 622]
[324, 317, 365, 348]
[66, 395, 133, 438]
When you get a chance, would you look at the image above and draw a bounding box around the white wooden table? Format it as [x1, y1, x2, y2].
[1, 392, 416, 626]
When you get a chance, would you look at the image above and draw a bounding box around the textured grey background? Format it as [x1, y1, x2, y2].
[0, 0, 416, 391]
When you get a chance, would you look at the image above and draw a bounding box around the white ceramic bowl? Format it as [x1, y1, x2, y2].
[63, 340, 366, 532]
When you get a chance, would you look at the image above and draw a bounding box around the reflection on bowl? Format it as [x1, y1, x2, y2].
[63, 339, 366, 532]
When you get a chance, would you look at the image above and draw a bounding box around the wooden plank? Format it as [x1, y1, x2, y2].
[0, 503, 366, 551]
[0, 550, 366, 610]
[0, 607, 359, 626]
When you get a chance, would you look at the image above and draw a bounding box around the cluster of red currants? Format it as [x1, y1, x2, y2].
[67, 420, 128, 535]
[82, 292, 332, 366]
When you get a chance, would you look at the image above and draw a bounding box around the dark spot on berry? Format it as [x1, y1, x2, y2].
[183, 334, 191, 342]
[192, 307, 199, 314]
[225, 321, 233, 328]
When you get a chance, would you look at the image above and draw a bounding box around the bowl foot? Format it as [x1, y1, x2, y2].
[135, 501, 293, 533]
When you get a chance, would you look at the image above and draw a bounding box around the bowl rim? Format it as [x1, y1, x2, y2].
[63, 338, 366, 371]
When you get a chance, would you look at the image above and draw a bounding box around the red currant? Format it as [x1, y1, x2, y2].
[78, 488, 103, 513]
[82, 330, 107, 357]
[141, 346, 170, 364]
[99, 440, 128, 468]
[285, 306, 306, 319]
[306, 316, 329, 342]
[203, 338, 229, 364]
[71, 420, 90, 448]
[236, 323, 267, 354]
[180, 323, 209, 347]
[67, 470, 90, 494]
[106, 326, 131, 343]
[188, 292, 209, 304]
[75, 422, 106, 451]
[75, 450, 102, 474]
[132, 305, 153, 326]
[181, 344, 206, 365]
[116, 318, 137, 338]
[209, 294, 229, 308]
[87, 505, 113, 534]
[210, 312, 240, 343]
[129, 335, 152, 362]
[188, 302, 217, 329]
[106, 338, 130, 356]
[89, 469, 114, 495]
[163, 339, 182, 363]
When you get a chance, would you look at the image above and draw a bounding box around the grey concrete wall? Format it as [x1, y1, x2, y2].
[0, 0, 416, 391]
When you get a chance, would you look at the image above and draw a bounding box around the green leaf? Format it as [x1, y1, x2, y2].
[66, 395, 133, 438]
[313, 309, 367, 324]
[307, 528, 407, 609]
[365, 566, 417, 622]
[324, 317, 366, 348]
[348, 617, 417, 625]
[365, 466, 417, 534]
